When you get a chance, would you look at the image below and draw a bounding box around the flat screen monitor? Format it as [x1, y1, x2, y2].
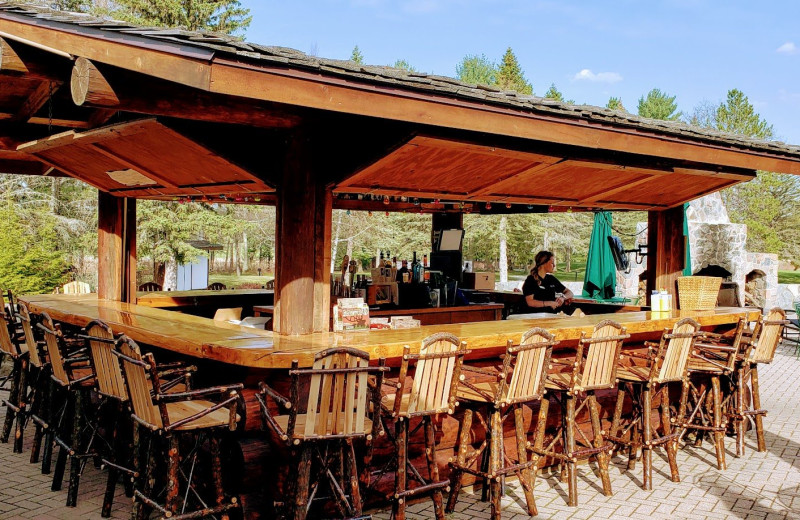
[607, 236, 630, 271]
[438, 229, 464, 251]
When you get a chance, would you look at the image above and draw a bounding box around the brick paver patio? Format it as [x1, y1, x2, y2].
[1, 339, 799, 519]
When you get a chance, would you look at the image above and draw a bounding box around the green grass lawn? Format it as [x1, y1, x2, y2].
[209, 273, 273, 289]
[779, 271, 800, 284]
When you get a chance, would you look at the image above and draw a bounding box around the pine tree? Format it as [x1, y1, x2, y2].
[606, 97, 626, 112]
[105, 0, 252, 35]
[496, 47, 532, 95]
[392, 59, 417, 72]
[350, 45, 364, 64]
[543, 83, 564, 102]
[637, 88, 681, 120]
[716, 89, 773, 139]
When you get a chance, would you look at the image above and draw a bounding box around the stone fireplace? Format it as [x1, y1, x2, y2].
[616, 193, 778, 309]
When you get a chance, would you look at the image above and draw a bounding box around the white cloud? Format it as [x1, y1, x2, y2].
[777, 42, 798, 55]
[572, 69, 623, 84]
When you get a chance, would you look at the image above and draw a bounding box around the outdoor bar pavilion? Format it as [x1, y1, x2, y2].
[2, 2, 800, 518]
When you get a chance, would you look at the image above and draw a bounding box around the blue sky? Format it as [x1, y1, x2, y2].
[239, 0, 800, 145]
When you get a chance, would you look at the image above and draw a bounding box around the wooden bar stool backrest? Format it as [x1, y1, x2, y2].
[116, 337, 163, 429]
[39, 312, 70, 387]
[85, 320, 127, 401]
[62, 280, 91, 294]
[0, 292, 20, 357]
[577, 319, 628, 391]
[399, 332, 466, 417]
[502, 328, 557, 406]
[137, 281, 162, 292]
[749, 307, 786, 364]
[653, 317, 701, 384]
[300, 347, 372, 438]
[17, 302, 43, 368]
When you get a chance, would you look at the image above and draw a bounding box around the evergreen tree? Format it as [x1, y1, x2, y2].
[637, 88, 681, 120]
[456, 54, 497, 86]
[716, 89, 773, 139]
[606, 96, 626, 112]
[105, 0, 252, 35]
[392, 59, 417, 72]
[543, 83, 564, 102]
[543, 83, 575, 104]
[350, 45, 364, 64]
[496, 47, 532, 95]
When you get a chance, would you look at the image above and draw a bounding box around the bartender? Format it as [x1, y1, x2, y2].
[522, 250, 576, 314]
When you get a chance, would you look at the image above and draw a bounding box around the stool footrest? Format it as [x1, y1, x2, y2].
[395, 479, 449, 499]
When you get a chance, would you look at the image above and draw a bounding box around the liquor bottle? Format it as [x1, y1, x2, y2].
[412, 251, 423, 284]
[423, 254, 427, 267]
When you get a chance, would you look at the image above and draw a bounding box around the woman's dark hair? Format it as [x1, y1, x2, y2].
[531, 250, 554, 284]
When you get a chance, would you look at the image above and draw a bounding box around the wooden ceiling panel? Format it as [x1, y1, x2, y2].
[335, 135, 750, 210]
[16, 118, 275, 198]
[612, 174, 736, 207]
[337, 135, 559, 198]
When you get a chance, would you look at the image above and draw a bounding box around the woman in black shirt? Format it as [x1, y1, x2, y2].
[522, 250, 575, 313]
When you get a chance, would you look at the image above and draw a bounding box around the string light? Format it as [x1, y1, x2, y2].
[383, 195, 390, 205]
[505, 202, 512, 209]
[485, 202, 492, 210]
[413, 198, 420, 206]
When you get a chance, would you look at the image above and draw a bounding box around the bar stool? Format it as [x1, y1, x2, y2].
[37, 312, 100, 507]
[0, 291, 27, 454]
[257, 347, 388, 520]
[607, 318, 701, 489]
[696, 308, 786, 457]
[114, 336, 242, 520]
[446, 328, 557, 520]
[530, 319, 628, 507]
[379, 332, 467, 520]
[733, 308, 786, 453]
[15, 302, 52, 465]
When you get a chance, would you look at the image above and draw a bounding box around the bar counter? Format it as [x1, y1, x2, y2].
[20, 294, 757, 369]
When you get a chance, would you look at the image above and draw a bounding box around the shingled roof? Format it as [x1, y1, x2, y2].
[2, 0, 799, 160]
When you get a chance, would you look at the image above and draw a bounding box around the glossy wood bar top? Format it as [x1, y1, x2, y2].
[19, 294, 758, 369]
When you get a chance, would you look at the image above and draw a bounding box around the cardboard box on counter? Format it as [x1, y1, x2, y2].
[463, 272, 495, 290]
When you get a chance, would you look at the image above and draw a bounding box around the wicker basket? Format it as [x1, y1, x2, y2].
[677, 276, 722, 310]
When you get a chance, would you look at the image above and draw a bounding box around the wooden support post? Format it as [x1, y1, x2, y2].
[647, 206, 686, 305]
[274, 130, 332, 335]
[98, 192, 136, 302]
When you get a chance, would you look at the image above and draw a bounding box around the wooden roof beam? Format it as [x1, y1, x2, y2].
[71, 57, 300, 129]
[0, 36, 72, 80]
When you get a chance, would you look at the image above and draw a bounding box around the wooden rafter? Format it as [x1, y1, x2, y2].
[89, 142, 178, 188]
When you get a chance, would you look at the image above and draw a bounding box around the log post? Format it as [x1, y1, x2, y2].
[646, 206, 686, 306]
[273, 130, 332, 335]
[98, 192, 136, 302]
[69, 57, 298, 128]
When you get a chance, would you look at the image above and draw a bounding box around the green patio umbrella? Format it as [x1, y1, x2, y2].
[582, 211, 616, 299]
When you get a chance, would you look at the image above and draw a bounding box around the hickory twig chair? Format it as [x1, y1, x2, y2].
[137, 281, 162, 292]
[114, 336, 241, 520]
[723, 308, 787, 455]
[0, 291, 27, 454]
[257, 347, 388, 520]
[446, 328, 557, 520]
[607, 317, 701, 490]
[530, 320, 629, 507]
[378, 333, 467, 520]
[15, 302, 52, 467]
[37, 312, 101, 507]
